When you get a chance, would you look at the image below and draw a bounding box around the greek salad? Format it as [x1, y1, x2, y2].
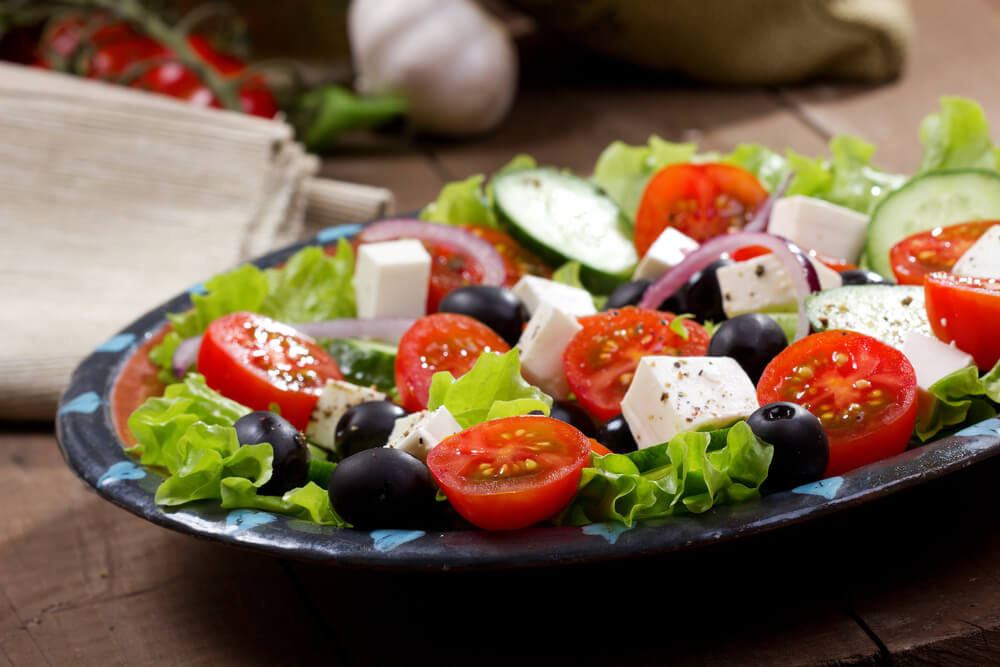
[121, 96, 1000, 532]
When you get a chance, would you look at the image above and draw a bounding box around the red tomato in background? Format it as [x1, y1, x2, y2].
[925, 272, 1000, 370]
[427, 415, 591, 530]
[889, 221, 1000, 285]
[394, 313, 510, 412]
[634, 163, 768, 255]
[460, 225, 553, 286]
[35, 12, 277, 118]
[197, 311, 343, 430]
[563, 308, 710, 422]
[757, 330, 918, 477]
[730, 246, 856, 272]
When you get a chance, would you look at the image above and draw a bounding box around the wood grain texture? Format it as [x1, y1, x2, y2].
[779, 0, 1000, 173]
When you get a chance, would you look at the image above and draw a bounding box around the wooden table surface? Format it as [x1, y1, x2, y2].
[6, 1, 1000, 664]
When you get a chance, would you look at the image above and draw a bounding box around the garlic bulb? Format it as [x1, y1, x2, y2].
[348, 0, 518, 135]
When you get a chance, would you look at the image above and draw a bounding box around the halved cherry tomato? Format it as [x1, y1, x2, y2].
[757, 330, 918, 477]
[394, 313, 510, 412]
[426, 415, 591, 530]
[634, 163, 768, 255]
[925, 272, 1000, 370]
[730, 246, 856, 272]
[889, 221, 1000, 285]
[563, 308, 710, 422]
[197, 311, 343, 430]
[461, 225, 553, 286]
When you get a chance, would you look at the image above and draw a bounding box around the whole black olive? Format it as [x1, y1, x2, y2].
[234, 411, 310, 495]
[328, 448, 437, 529]
[437, 285, 529, 346]
[335, 400, 409, 459]
[746, 402, 829, 492]
[707, 313, 788, 384]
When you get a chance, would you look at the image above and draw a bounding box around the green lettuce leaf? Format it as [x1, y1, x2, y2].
[152, 243, 357, 379]
[148, 331, 184, 384]
[914, 359, 1000, 442]
[918, 96, 1000, 173]
[426, 350, 553, 429]
[220, 478, 346, 526]
[127, 374, 251, 467]
[592, 136, 697, 222]
[557, 421, 772, 526]
[551, 261, 607, 309]
[420, 154, 537, 228]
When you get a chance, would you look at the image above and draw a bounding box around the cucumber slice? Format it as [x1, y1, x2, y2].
[804, 285, 930, 348]
[493, 168, 638, 292]
[324, 338, 398, 397]
[865, 169, 1000, 278]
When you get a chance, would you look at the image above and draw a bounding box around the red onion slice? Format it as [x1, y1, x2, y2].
[638, 231, 818, 341]
[744, 171, 794, 233]
[169, 317, 416, 379]
[356, 219, 506, 286]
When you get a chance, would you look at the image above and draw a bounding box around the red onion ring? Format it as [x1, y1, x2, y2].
[170, 317, 416, 379]
[355, 219, 506, 286]
[744, 171, 794, 233]
[638, 232, 819, 341]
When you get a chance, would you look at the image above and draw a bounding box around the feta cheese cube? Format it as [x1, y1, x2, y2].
[511, 275, 597, 317]
[632, 227, 699, 281]
[901, 332, 975, 392]
[386, 407, 462, 461]
[769, 195, 869, 263]
[716, 253, 840, 318]
[354, 239, 431, 319]
[621, 356, 758, 449]
[516, 302, 583, 400]
[953, 225, 1000, 279]
[306, 380, 387, 452]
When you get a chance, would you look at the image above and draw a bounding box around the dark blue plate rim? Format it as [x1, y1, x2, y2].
[54, 223, 1000, 571]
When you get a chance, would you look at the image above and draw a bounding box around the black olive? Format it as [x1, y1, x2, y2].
[596, 414, 637, 454]
[548, 401, 597, 437]
[839, 268, 891, 286]
[746, 402, 829, 492]
[234, 411, 310, 496]
[603, 279, 652, 310]
[437, 285, 529, 346]
[328, 448, 437, 529]
[707, 313, 788, 384]
[335, 400, 409, 459]
[659, 257, 732, 323]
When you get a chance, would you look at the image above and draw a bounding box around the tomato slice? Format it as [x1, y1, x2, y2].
[730, 246, 856, 272]
[426, 415, 591, 530]
[589, 439, 613, 456]
[634, 163, 768, 255]
[460, 225, 553, 286]
[563, 308, 710, 422]
[757, 330, 918, 477]
[889, 221, 1000, 285]
[197, 311, 343, 430]
[394, 313, 511, 412]
[925, 272, 1000, 370]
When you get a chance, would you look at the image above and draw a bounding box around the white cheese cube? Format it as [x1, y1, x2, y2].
[901, 332, 975, 392]
[716, 253, 840, 318]
[953, 225, 1000, 279]
[511, 275, 597, 317]
[306, 380, 387, 452]
[354, 239, 431, 319]
[386, 407, 462, 461]
[516, 302, 583, 400]
[769, 195, 869, 263]
[621, 356, 758, 449]
[632, 227, 699, 281]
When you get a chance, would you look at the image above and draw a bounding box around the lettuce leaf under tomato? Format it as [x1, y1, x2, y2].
[420, 154, 537, 228]
[426, 349, 553, 429]
[557, 421, 773, 527]
[591, 136, 697, 222]
[152, 243, 356, 379]
[913, 359, 1000, 443]
[127, 374, 345, 525]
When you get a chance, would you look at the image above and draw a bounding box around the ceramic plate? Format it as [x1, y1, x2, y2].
[55, 223, 1000, 570]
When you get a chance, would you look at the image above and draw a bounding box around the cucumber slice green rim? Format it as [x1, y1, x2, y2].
[864, 168, 1000, 278]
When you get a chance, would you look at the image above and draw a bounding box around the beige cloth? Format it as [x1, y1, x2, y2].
[0, 63, 393, 420]
[510, 0, 914, 84]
